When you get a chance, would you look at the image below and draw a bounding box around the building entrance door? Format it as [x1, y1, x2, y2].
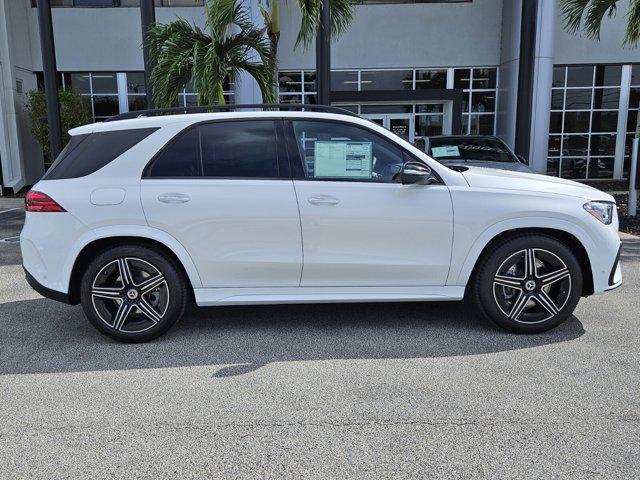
[363, 114, 415, 144]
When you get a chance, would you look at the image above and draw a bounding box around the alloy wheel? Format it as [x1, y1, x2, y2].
[91, 257, 170, 333]
[492, 248, 572, 324]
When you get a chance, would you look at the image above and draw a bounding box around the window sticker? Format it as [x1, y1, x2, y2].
[314, 141, 373, 179]
[431, 145, 460, 158]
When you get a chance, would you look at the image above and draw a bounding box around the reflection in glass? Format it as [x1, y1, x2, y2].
[552, 67, 566, 88]
[563, 135, 589, 156]
[91, 73, 118, 94]
[278, 71, 303, 93]
[566, 66, 594, 87]
[564, 89, 592, 110]
[472, 68, 497, 89]
[415, 70, 447, 89]
[560, 157, 587, 178]
[588, 157, 614, 178]
[471, 92, 495, 112]
[331, 71, 358, 91]
[415, 115, 443, 137]
[547, 157, 560, 176]
[594, 65, 621, 87]
[126, 72, 146, 94]
[563, 111, 590, 133]
[360, 70, 413, 91]
[592, 88, 620, 109]
[591, 111, 618, 132]
[69, 73, 91, 94]
[590, 134, 616, 156]
[551, 89, 564, 110]
[92, 96, 119, 118]
[454, 69, 471, 89]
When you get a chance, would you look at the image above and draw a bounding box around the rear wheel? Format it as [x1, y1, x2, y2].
[80, 245, 188, 342]
[472, 235, 583, 333]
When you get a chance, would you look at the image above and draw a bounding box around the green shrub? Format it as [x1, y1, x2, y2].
[26, 89, 92, 160]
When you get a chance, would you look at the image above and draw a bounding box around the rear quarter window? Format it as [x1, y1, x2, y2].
[44, 128, 158, 180]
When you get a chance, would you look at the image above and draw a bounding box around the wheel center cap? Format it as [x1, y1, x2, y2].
[525, 280, 537, 291]
[126, 289, 139, 300]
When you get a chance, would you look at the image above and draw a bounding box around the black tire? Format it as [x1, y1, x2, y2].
[471, 234, 583, 334]
[80, 245, 188, 342]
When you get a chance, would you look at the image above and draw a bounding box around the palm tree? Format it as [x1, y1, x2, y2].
[146, 0, 277, 107]
[560, 0, 640, 139]
[258, 0, 354, 97]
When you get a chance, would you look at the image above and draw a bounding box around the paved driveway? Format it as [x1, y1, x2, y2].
[1, 209, 639, 479]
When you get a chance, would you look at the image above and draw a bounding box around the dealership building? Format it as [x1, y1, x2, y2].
[0, 0, 638, 192]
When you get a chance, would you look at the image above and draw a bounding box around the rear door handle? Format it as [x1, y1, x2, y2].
[308, 195, 340, 206]
[158, 193, 190, 204]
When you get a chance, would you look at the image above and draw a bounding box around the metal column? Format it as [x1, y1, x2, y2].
[36, 0, 63, 159]
[315, 0, 331, 106]
[140, 0, 156, 109]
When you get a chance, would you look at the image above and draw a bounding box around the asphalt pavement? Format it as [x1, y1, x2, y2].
[1, 209, 639, 479]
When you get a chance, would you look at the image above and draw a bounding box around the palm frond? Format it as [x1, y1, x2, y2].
[560, 0, 621, 41]
[328, 0, 354, 40]
[626, 0, 640, 46]
[144, 0, 275, 108]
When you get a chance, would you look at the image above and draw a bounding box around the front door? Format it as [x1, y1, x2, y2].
[288, 119, 453, 287]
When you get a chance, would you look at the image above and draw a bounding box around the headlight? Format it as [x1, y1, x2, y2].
[583, 201, 614, 225]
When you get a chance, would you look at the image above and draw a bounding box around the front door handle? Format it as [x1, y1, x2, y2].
[308, 195, 340, 206]
[158, 192, 190, 204]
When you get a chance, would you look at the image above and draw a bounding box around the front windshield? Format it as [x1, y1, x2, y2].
[429, 138, 517, 164]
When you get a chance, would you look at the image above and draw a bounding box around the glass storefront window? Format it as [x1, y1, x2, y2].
[548, 64, 625, 179]
[564, 89, 592, 110]
[594, 65, 622, 87]
[331, 71, 358, 91]
[415, 70, 447, 89]
[566, 66, 594, 87]
[360, 70, 413, 91]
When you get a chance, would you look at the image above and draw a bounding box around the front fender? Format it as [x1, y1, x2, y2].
[448, 216, 596, 287]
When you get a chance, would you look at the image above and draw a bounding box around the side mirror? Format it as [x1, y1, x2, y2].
[516, 154, 528, 165]
[401, 161, 435, 185]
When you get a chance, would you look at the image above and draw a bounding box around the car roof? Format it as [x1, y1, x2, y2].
[68, 110, 362, 136]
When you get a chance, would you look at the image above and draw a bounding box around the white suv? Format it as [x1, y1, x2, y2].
[21, 106, 622, 342]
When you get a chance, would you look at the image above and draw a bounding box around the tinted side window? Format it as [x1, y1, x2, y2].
[145, 128, 201, 177]
[45, 128, 158, 180]
[200, 121, 278, 178]
[291, 120, 405, 182]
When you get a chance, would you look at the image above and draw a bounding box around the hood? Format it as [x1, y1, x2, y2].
[440, 160, 533, 173]
[460, 166, 615, 202]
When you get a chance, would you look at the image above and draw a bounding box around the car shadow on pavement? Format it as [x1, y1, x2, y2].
[0, 298, 585, 377]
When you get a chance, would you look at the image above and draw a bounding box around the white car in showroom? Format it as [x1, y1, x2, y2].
[21, 105, 622, 342]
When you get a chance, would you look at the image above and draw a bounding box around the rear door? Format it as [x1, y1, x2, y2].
[141, 119, 302, 288]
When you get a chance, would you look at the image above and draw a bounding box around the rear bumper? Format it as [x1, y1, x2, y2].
[24, 266, 73, 304]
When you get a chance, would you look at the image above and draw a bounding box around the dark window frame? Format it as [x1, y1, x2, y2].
[284, 118, 442, 185]
[44, 127, 158, 180]
[142, 118, 289, 180]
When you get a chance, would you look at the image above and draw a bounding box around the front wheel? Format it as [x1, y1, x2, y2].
[472, 235, 583, 333]
[80, 245, 188, 342]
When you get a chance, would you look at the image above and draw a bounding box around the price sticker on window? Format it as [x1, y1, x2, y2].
[431, 145, 460, 158]
[314, 141, 373, 179]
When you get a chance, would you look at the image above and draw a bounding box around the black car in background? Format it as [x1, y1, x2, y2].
[425, 135, 533, 173]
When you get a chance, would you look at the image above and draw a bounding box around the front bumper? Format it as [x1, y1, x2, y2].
[605, 245, 623, 291]
[24, 267, 73, 304]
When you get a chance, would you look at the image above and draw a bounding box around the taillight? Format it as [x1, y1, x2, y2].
[25, 190, 66, 212]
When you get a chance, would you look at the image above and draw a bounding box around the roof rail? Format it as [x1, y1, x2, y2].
[104, 103, 360, 122]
